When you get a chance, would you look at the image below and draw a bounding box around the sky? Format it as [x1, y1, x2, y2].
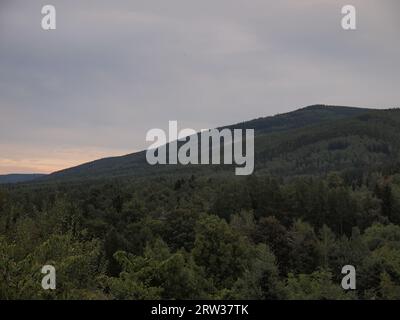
[0, 0, 399, 174]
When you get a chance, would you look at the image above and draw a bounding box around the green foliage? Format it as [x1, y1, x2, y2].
[3, 107, 400, 299]
[192, 215, 250, 288]
[285, 269, 355, 300]
[229, 244, 285, 299]
[105, 240, 211, 299]
[0, 234, 106, 299]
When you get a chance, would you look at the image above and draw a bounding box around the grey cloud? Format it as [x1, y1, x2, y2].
[0, 0, 399, 173]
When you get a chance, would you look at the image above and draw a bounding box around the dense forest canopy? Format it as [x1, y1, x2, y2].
[2, 105, 400, 299]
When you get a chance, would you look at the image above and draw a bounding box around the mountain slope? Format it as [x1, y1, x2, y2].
[253, 108, 400, 176]
[0, 174, 46, 184]
[43, 105, 394, 181]
[224, 104, 370, 133]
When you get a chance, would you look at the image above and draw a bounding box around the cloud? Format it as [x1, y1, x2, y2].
[0, 0, 399, 173]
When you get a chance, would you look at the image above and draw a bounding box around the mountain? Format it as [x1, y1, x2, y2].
[39, 104, 400, 182]
[224, 104, 369, 133]
[5, 104, 400, 301]
[0, 174, 46, 184]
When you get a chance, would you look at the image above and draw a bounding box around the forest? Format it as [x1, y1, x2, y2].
[2, 105, 400, 300]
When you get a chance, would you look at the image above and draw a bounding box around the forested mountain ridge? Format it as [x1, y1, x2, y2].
[0, 174, 46, 184]
[39, 105, 398, 182]
[4, 104, 400, 300]
[224, 104, 370, 133]
[253, 107, 400, 176]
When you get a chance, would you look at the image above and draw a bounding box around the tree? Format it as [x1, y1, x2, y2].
[163, 209, 199, 251]
[254, 216, 291, 275]
[285, 269, 355, 300]
[356, 224, 400, 299]
[316, 225, 337, 269]
[230, 244, 285, 299]
[0, 234, 106, 299]
[288, 220, 319, 274]
[106, 239, 211, 299]
[192, 215, 249, 288]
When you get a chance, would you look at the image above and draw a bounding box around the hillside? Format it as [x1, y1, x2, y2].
[0, 174, 46, 184]
[40, 104, 391, 182]
[253, 108, 400, 176]
[4, 105, 400, 300]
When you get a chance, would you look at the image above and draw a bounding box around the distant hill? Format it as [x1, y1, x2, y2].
[0, 174, 46, 184]
[39, 104, 383, 182]
[224, 104, 370, 133]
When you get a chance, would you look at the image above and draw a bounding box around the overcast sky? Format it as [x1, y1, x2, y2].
[0, 0, 399, 174]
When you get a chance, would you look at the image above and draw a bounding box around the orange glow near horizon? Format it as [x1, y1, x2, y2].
[0, 145, 133, 175]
